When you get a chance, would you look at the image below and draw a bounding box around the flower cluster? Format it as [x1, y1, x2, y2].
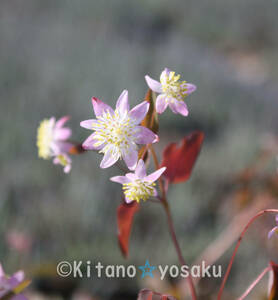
[36, 68, 196, 202]
[36, 116, 73, 173]
[145, 68, 196, 116]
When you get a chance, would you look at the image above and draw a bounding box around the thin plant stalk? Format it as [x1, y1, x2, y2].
[150, 145, 197, 300]
[217, 209, 278, 300]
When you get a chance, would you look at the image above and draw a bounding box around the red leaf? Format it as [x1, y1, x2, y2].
[268, 261, 278, 300]
[160, 131, 204, 184]
[117, 201, 139, 258]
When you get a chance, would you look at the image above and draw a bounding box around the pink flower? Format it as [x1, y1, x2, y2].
[6, 230, 32, 253]
[37, 116, 73, 173]
[110, 159, 166, 203]
[0, 264, 28, 300]
[80, 90, 158, 170]
[268, 215, 278, 239]
[145, 68, 196, 116]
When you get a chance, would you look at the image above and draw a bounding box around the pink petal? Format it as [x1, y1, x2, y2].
[275, 215, 278, 225]
[153, 188, 158, 197]
[54, 128, 72, 140]
[64, 166, 71, 173]
[91, 97, 113, 117]
[145, 167, 166, 182]
[11, 295, 28, 300]
[55, 116, 70, 128]
[116, 90, 129, 114]
[12, 271, 24, 283]
[185, 83, 197, 94]
[156, 94, 168, 114]
[268, 226, 278, 239]
[80, 119, 96, 130]
[110, 176, 131, 184]
[122, 148, 138, 170]
[57, 141, 74, 153]
[135, 159, 147, 179]
[125, 196, 135, 204]
[126, 173, 138, 181]
[145, 75, 162, 93]
[163, 67, 171, 75]
[82, 133, 104, 150]
[0, 264, 4, 277]
[129, 101, 149, 124]
[134, 126, 158, 144]
[169, 99, 189, 116]
[100, 151, 118, 168]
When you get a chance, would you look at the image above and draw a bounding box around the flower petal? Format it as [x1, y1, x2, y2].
[145, 75, 163, 93]
[55, 116, 70, 128]
[12, 271, 24, 283]
[156, 94, 168, 114]
[54, 128, 72, 140]
[55, 141, 74, 153]
[276, 214, 278, 225]
[110, 176, 131, 184]
[169, 99, 189, 116]
[145, 167, 166, 182]
[82, 133, 104, 150]
[0, 264, 4, 277]
[116, 90, 129, 114]
[135, 159, 147, 179]
[100, 150, 118, 168]
[124, 196, 135, 204]
[80, 119, 96, 130]
[185, 83, 197, 95]
[122, 148, 138, 170]
[129, 101, 149, 124]
[268, 226, 278, 239]
[11, 295, 28, 300]
[91, 97, 113, 117]
[134, 126, 158, 144]
[126, 173, 138, 181]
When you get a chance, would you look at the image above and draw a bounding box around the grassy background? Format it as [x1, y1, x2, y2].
[0, 0, 278, 299]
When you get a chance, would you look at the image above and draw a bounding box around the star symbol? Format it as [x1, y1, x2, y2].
[138, 260, 156, 278]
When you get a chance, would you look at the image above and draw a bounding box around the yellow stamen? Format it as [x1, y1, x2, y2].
[92, 109, 137, 160]
[37, 119, 54, 159]
[160, 71, 189, 102]
[123, 180, 156, 203]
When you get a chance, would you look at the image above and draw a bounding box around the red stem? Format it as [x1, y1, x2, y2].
[162, 200, 198, 300]
[237, 266, 271, 300]
[217, 209, 278, 300]
[150, 145, 197, 300]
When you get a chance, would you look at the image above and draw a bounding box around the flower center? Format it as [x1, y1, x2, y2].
[123, 179, 156, 203]
[37, 119, 54, 159]
[56, 154, 68, 167]
[92, 109, 137, 159]
[160, 71, 189, 102]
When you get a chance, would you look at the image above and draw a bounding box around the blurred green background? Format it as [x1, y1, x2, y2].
[0, 0, 278, 299]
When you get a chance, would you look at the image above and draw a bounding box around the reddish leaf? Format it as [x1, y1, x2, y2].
[160, 131, 204, 184]
[141, 89, 159, 134]
[117, 201, 139, 258]
[268, 261, 278, 300]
